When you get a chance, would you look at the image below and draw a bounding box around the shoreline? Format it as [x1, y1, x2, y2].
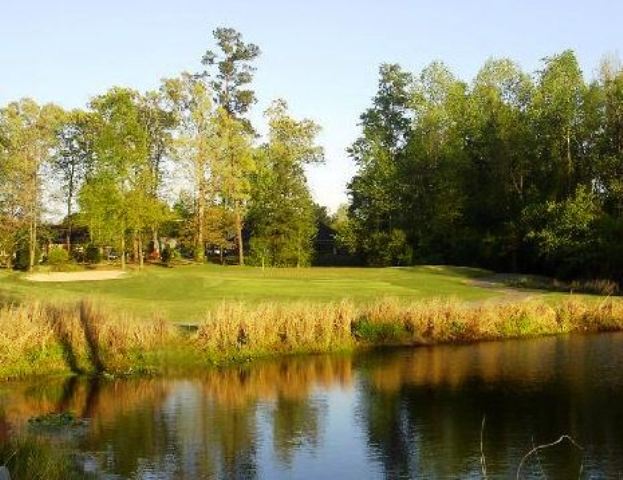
[1, 296, 623, 381]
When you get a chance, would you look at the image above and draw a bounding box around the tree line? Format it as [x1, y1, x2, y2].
[2, 35, 622, 279]
[343, 51, 623, 281]
[0, 28, 324, 270]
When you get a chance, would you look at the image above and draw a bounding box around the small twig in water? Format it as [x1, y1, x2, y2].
[480, 415, 487, 479]
[516, 435, 583, 480]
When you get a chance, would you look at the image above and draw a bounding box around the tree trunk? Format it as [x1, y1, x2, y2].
[566, 129, 572, 193]
[29, 167, 38, 272]
[66, 169, 74, 253]
[6, 250, 12, 270]
[196, 183, 205, 262]
[235, 208, 244, 266]
[132, 232, 139, 264]
[152, 227, 160, 260]
[29, 216, 36, 272]
[66, 197, 72, 253]
[138, 233, 144, 270]
[120, 228, 126, 271]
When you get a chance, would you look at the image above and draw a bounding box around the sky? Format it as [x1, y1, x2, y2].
[2, 0, 622, 212]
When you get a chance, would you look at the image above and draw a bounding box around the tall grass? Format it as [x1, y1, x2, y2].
[196, 301, 355, 357]
[0, 436, 94, 480]
[0, 300, 178, 379]
[1, 297, 623, 380]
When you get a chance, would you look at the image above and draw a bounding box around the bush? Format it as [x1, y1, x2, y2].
[85, 244, 102, 264]
[14, 243, 41, 271]
[161, 245, 173, 265]
[47, 248, 69, 269]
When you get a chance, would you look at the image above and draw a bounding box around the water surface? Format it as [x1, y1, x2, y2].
[2, 333, 623, 478]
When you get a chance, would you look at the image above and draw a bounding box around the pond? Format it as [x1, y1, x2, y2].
[2, 332, 623, 478]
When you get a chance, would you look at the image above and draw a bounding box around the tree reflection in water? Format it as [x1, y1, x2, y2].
[1, 333, 623, 478]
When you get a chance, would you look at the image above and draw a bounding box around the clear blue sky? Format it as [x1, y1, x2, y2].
[2, 0, 622, 211]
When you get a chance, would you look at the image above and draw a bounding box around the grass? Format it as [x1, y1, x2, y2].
[0, 264, 499, 323]
[2, 295, 623, 380]
[0, 436, 94, 480]
[1, 263, 619, 381]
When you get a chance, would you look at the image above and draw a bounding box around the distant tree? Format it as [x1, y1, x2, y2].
[199, 27, 261, 265]
[248, 100, 323, 267]
[462, 58, 534, 269]
[83, 88, 166, 269]
[525, 186, 601, 277]
[164, 73, 215, 262]
[138, 89, 177, 259]
[531, 50, 586, 199]
[200, 27, 261, 118]
[331, 204, 357, 254]
[0, 99, 63, 270]
[347, 64, 413, 259]
[211, 107, 254, 265]
[53, 109, 94, 252]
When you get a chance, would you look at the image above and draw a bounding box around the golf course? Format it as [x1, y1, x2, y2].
[0, 264, 513, 324]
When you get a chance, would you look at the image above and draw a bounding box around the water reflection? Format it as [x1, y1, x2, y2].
[1, 333, 623, 478]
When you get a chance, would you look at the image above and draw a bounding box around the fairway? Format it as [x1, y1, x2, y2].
[0, 265, 503, 323]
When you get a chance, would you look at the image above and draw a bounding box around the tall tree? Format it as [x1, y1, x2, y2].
[0, 99, 63, 270]
[200, 27, 261, 117]
[248, 100, 323, 267]
[211, 107, 254, 265]
[54, 109, 94, 252]
[347, 64, 413, 263]
[462, 58, 534, 268]
[138, 90, 177, 259]
[531, 50, 586, 199]
[164, 73, 215, 262]
[200, 27, 261, 264]
[84, 88, 160, 270]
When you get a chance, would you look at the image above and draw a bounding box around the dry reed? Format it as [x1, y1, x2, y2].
[1, 296, 623, 380]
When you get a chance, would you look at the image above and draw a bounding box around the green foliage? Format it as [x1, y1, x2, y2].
[0, 99, 64, 271]
[248, 101, 323, 267]
[78, 87, 173, 269]
[85, 244, 102, 264]
[200, 27, 261, 116]
[353, 318, 406, 343]
[46, 248, 69, 269]
[347, 51, 623, 281]
[3, 33, 623, 282]
[161, 245, 173, 264]
[14, 242, 41, 271]
[362, 229, 412, 267]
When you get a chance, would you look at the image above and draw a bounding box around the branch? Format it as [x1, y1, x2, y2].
[516, 435, 583, 480]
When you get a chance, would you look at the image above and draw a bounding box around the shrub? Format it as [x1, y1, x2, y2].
[47, 248, 69, 269]
[14, 243, 41, 270]
[85, 244, 102, 264]
[161, 245, 173, 265]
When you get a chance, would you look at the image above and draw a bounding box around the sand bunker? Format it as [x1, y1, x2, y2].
[26, 270, 127, 282]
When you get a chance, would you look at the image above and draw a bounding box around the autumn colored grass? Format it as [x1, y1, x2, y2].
[2, 295, 623, 380]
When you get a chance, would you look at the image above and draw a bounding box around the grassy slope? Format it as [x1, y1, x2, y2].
[0, 264, 500, 323]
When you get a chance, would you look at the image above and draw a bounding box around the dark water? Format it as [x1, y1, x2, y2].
[2, 333, 623, 479]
